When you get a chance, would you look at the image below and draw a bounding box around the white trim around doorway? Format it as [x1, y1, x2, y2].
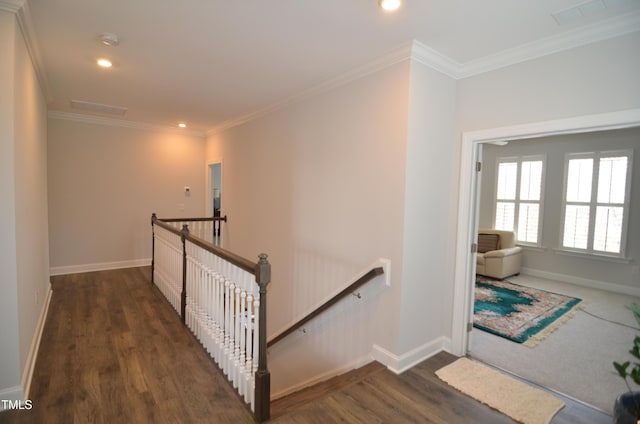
[451, 108, 640, 356]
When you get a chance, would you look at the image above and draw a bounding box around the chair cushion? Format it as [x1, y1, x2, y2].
[478, 233, 500, 253]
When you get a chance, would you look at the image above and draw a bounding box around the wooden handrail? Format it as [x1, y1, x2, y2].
[152, 215, 184, 236]
[267, 266, 384, 348]
[152, 214, 255, 275]
[160, 216, 227, 223]
[186, 231, 257, 275]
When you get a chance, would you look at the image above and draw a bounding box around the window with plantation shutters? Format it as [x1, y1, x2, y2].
[494, 156, 545, 245]
[561, 150, 632, 256]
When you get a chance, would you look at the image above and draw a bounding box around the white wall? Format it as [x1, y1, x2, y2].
[206, 61, 411, 395]
[397, 59, 456, 357]
[456, 32, 640, 133]
[204, 32, 640, 392]
[0, 8, 50, 401]
[450, 32, 640, 351]
[0, 10, 22, 400]
[479, 128, 640, 292]
[14, 6, 50, 391]
[47, 119, 206, 273]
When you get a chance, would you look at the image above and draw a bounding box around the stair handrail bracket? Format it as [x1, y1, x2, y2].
[151, 213, 271, 422]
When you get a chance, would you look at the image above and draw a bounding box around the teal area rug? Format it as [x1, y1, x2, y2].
[474, 277, 584, 347]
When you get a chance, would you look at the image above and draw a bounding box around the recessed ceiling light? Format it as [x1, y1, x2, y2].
[178, 123, 187, 128]
[97, 58, 112, 68]
[379, 0, 401, 11]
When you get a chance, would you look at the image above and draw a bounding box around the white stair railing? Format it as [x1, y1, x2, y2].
[185, 241, 261, 406]
[151, 214, 271, 422]
[152, 224, 182, 312]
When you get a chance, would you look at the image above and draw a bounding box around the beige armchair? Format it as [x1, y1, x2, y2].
[476, 229, 522, 279]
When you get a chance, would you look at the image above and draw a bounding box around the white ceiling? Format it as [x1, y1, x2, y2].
[10, 0, 640, 134]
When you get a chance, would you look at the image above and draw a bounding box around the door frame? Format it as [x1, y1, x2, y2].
[207, 160, 223, 217]
[450, 108, 640, 356]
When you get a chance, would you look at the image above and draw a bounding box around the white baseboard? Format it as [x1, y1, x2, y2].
[372, 336, 451, 374]
[21, 283, 52, 399]
[50, 258, 151, 276]
[522, 267, 640, 297]
[270, 353, 374, 400]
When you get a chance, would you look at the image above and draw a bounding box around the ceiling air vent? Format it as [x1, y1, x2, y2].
[70, 100, 128, 116]
[552, 0, 631, 25]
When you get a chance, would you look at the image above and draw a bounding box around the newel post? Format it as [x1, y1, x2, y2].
[180, 224, 189, 324]
[151, 213, 157, 286]
[254, 253, 271, 422]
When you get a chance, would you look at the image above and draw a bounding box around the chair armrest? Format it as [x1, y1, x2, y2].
[484, 246, 523, 258]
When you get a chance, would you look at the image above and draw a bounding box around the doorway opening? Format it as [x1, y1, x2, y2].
[451, 109, 640, 413]
[208, 162, 223, 245]
[452, 109, 640, 355]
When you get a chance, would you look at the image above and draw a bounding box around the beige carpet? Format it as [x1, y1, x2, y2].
[436, 358, 564, 424]
[470, 273, 639, 414]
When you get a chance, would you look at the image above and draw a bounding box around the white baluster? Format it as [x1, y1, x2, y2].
[252, 296, 260, 377]
[251, 295, 259, 413]
[233, 283, 241, 389]
[209, 265, 216, 355]
[195, 249, 201, 338]
[213, 272, 221, 363]
[204, 257, 212, 354]
[228, 281, 237, 382]
[224, 279, 231, 376]
[193, 245, 199, 335]
[239, 288, 247, 398]
[244, 293, 254, 401]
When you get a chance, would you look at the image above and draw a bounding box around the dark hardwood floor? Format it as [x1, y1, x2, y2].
[0, 266, 611, 423]
[0, 267, 254, 424]
[271, 351, 611, 424]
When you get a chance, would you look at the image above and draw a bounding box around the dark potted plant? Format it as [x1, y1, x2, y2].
[613, 303, 640, 424]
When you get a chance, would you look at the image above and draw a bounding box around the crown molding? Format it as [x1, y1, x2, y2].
[410, 40, 461, 79]
[0, 0, 25, 13]
[16, 1, 53, 103]
[206, 41, 416, 136]
[457, 9, 640, 79]
[208, 12, 640, 135]
[0, 0, 52, 102]
[6, 0, 633, 139]
[48, 111, 206, 137]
